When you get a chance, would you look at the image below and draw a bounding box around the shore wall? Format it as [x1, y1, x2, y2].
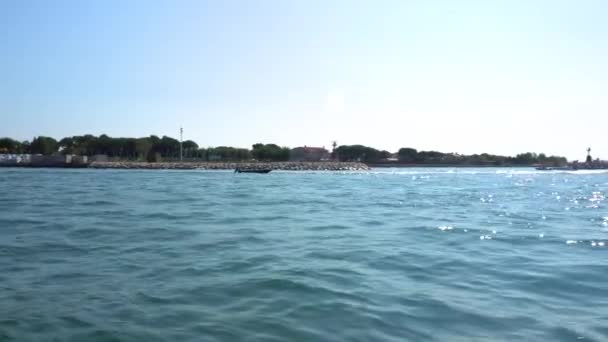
[88, 161, 369, 171]
[0, 154, 89, 168]
[368, 163, 529, 168]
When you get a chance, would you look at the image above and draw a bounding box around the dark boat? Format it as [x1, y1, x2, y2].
[234, 168, 272, 174]
[535, 166, 572, 171]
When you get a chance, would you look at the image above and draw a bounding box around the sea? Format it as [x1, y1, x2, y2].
[0, 168, 607, 341]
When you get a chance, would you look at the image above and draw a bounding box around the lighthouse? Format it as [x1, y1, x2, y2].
[332, 141, 338, 161]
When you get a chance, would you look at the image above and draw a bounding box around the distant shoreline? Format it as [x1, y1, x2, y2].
[87, 161, 369, 171]
[0, 161, 545, 170]
[367, 163, 534, 168]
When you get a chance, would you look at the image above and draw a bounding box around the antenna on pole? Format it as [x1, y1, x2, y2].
[180, 127, 184, 161]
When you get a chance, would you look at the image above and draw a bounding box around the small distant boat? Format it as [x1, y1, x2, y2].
[535, 166, 572, 171]
[234, 168, 272, 174]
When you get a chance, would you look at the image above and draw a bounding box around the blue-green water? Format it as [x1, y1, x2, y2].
[1, 168, 607, 341]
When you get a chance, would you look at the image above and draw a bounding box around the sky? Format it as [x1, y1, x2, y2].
[1, 0, 607, 160]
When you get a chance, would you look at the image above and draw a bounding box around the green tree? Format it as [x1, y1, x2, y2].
[182, 140, 199, 158]
[149, 136, 180, 159]
[251, 143, 290, 161]
[30, 136, 58, 155]
[336, 145, 383, 163]
[513, 152, 537, 165]
[207, 146, 251, 161]
[20, 140, 31, 154]
[398, 148, 418, 163]
[0, 138, 22, 153]
[58, 137, 75, 154]
[415, 151, 445, 163]
[134, 137, 154, 160]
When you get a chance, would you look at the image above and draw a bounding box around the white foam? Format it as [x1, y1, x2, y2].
[539, 233, 544, 238]
[438, 225, 453, 231]
[566, 240, 577, 244]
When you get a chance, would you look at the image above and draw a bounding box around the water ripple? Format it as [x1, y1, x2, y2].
[1, 168, 607, 341]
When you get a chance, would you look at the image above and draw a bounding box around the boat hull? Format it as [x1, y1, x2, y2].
[235, 169, 272, 174]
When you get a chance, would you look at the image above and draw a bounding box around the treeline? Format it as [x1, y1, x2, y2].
[334, 146, 565, 166]
[396, 148, 568, 166]
[335, 145, 567, 166]
[0, 135, 568, 165]
[0, 135, 289, 162]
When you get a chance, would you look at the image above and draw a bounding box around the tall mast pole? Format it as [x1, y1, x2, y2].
[180, 127, 183, 161]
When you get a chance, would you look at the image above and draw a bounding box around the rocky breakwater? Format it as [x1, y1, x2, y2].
[88, 161, 369, 171]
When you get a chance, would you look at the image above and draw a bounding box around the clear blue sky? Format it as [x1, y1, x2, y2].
[1, 0, 607, 160]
